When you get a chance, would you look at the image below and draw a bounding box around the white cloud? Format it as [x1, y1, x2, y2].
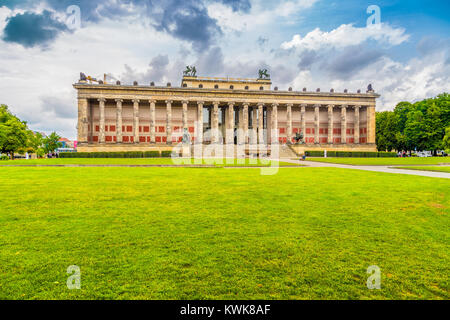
[281, 23, 410, 50]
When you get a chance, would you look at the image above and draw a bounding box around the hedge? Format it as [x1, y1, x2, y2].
[60, 151, 165, 158]
[305, 151, 397, 158]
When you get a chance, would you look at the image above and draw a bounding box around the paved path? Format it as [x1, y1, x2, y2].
[280, 159, 450, 179]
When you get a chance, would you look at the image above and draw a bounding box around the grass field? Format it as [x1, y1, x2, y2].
[307, 157, 450, 166]
[393, 166, 450, 173]
[0, 158, 301, 167]
[0, 166, 448, 300]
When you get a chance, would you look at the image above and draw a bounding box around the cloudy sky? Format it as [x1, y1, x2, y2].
[0, 0, 448, 139]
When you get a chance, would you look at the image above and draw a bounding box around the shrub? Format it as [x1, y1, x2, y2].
[144, 151, 160, 158]
[161, 151, 172, 158]
[0, 155, 9, 161]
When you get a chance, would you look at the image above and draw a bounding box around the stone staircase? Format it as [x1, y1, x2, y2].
[278, 144, 299, 159]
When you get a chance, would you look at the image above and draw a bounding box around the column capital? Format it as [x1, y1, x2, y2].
[300, 103, 308, 107]
[271, 103, 279, 107]
[286, 103, 294, 108]
[314, 104, 320, 109]
[181, 100, 189, 105]
[165, 100, 173, 104]
[212, 101, 221, 107]
[341, 104, 348, 109]
[257, 102, 265, 107]
[132, 99, 140, 103]
[98, 98, 106, 103]
[115, 99, 123, 103]
[149, 99, 157, 104]
[354, 105, 361, 109]
[328, 104, 335, 108]
[197, 101, 205, 105]
[228, 102, 235, 107]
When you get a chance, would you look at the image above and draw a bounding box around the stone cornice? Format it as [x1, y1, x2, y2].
[73, 83, 380, 99]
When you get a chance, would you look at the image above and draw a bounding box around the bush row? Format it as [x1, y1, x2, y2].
[60, 151, 174, 158]
[305, 151, 397, 158]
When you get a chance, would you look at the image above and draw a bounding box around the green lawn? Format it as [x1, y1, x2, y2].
[0, 158, 301, 167]
[393, 166, 450, 173]
[307, 157, 450, 166]
[0, 166, 448, 300]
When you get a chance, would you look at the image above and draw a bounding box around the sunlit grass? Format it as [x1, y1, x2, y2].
[0, 158, 302, 167]
[0, 166, 448, 299]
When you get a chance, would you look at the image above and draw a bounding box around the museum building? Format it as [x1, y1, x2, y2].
[74, 71, 379, 155]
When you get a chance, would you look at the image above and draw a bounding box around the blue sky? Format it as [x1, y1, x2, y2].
[0, 0, 448, 139]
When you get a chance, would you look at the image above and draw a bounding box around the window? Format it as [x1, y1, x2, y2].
[139, 137, 146, 143]
[158, 126, 165, 133]
[110, 125, 116, 132]
[230, 85, 234, 89]
[93, 136, 99, 142]
[199, 84, 203, 88]
[245, 86, 249, 90]
[156, 137, 161, 143]
[127, 126, 132, 132]
[106, 136, 112, 142]
[214, 84, 219, 89]
[259, 86, 264, 90]
[123, 136, 129, 142]
[95, 125, 99, 132]
[189, 127, 195, 133]
[144, 126, 150, 133]
[306, 128, 311, 134]
[279, 128, 286, 134]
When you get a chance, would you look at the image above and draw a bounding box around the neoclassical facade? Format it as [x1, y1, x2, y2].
[74, 75, 379, 154]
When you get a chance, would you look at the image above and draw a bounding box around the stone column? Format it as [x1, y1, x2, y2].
[182, 100, 189, 132]
[243, 103, 249, 145]
[301, 104, 306, 136]
[341, 105, 347, 144]
[115, 99, 123, 143]
[271, 103, 279, 144]
[165, 100, 173, 144]
[226, 102, 235, 145]
[314, 104, 320, 144]
[212, 102, 220, 144]
[77, 98, 89, 143]
[258, 103, 264, 144]
[149, 100, 156, 143]
[197, 101, 204, 144]
[328, 105, 334, 144]
[367, 105, 376, 144]
[251, 107, 257, 145]
[132, 99, 140, 143]
[286, 103, 293, 144]
[98, 98, 106, 144]
[354, 105, 360, 144]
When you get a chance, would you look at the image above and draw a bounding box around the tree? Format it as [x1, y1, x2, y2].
[0, 119, 29, 159]
[0, 105, 29, 160]
[42, 132, 62, 154]
[376, 111, 398, 151]
[443, 127, 450, 152]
